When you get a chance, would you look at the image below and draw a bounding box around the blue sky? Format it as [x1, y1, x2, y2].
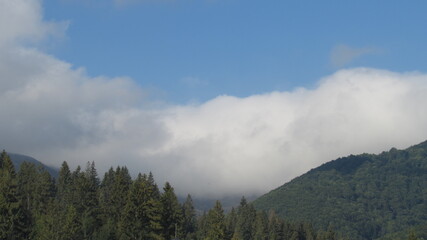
[42, 0, 427, 103]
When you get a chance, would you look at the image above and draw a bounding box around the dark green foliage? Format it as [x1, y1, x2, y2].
[57, 161, 72, 206]
[9, 153, 58, 179]
[98, 166, 132, 239]
[267, 211, 281, 240]
[233, 197, 257, 240]
[17, 161, 55, 237]
[5, 138, 426, 240]
[33, 200, 62, 240]
[80, 161, 101, 239]
[0, 150, 29, 239]
[204, 201, 226, 240]
[18, 162, 55, 212]
[225, 207, 237, 240]
[34, 201, 81, 240]
[148, 171, 161, 199]
[63, 205, 82, 240]
[118, 173, 162, 240]
[253, 211, 269, 240]
[196, 212, 208, 240]
[254, 141, 427, 240]
[9, 149, 331, 240]
[182, 194, 197, 239]
[160, 182, 183, 239]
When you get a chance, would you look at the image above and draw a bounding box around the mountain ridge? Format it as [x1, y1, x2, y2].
[8, 152, 59, 179]
[253, 140, 427, 239]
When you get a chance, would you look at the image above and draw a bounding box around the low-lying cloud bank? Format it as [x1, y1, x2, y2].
[2, 0, 427, 198]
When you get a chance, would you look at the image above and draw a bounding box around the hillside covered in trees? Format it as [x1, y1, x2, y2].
[254, 141, 427, 240]
[8, 153, 58, 179]
[1, 150, 348, 240]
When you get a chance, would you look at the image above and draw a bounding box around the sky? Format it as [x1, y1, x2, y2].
[1, 0, 427, 198]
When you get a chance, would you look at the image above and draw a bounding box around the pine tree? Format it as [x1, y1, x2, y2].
[98, 166, 132, 239]
[196, 212, 208, 240]
[225, 207, 237, 240]
[17, 162, 38, 213]
[63, 205, 82, 240]
[233, 197, 256, 240]
[16, 161, 38, 235]
[98, 167, 116, 239]
[33, 200, 62, 240]
[99, 167, 115, 211]
[253, 211, 269, 240]
[148, 171, 161, 199]
[63, 163, 101, 239]
[160, 182, 183, 240]
[268, 211, 282, 240]
[57, 161, 72, 207]
[17, 162, 55, 236]
[34, 168, 55, 215]
[182, 194, 197, 239]
[205, 200, 226, 240]
[81, 161, 101, 239]
[112, 166, 132, 220]
[0, 150, 29, 239]
[118, 173, 163, 240]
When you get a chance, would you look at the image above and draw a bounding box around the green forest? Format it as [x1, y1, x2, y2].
[1, 143, 425, 240]
[1, 150, 348, 240]
[254, 141, 427, 240]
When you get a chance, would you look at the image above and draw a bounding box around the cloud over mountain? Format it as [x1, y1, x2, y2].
[2, 0, 427, 198]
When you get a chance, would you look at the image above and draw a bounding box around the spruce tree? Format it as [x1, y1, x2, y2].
[17, 162, 55, 236]
[17, 162, 38, 212]
[267, 211, 282, 240]
[205, 200, 226, 240]
[98, 166, 132, 239]
[0, 150, 29, 239]
[196, 212, 208, 240]
[112, 166, 132, 221]
[98, 167, 116, 238]
[63, 205, 82, 240]
[81, 161, 101, 239]
[225, 207, 237, 240]
[118, 173, 162, 240]
[34, 168, 55, 215]
[33, 200, 62, 240]
[57, 161, 72, 207]
[253, 211, 269, 240]
[148, 171, 161, 199]
[234, 197, 256, 240]
[160, 182, 183, 239]
[182, 194, 197, 239]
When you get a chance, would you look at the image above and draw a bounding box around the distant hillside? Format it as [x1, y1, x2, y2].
[182, 194, 259, 214]
[253, 141, 427, 240]
[9, 153, 59, 179]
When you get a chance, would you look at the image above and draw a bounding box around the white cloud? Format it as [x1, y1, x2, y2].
[0, 0, 67, 47]
[330, 44, 378, 67]
[2, 0, 427, 198]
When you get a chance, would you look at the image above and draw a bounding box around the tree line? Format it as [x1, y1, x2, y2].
[0, 150, 358, 239]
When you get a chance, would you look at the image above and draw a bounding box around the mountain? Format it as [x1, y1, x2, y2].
[9, 153, 59, 179]
[253, 141, 427, 240]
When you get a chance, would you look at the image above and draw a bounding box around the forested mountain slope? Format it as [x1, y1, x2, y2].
[9, 153, 58, 178]
[253, 141, 427, 240]
[0, 150, 344, 240]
